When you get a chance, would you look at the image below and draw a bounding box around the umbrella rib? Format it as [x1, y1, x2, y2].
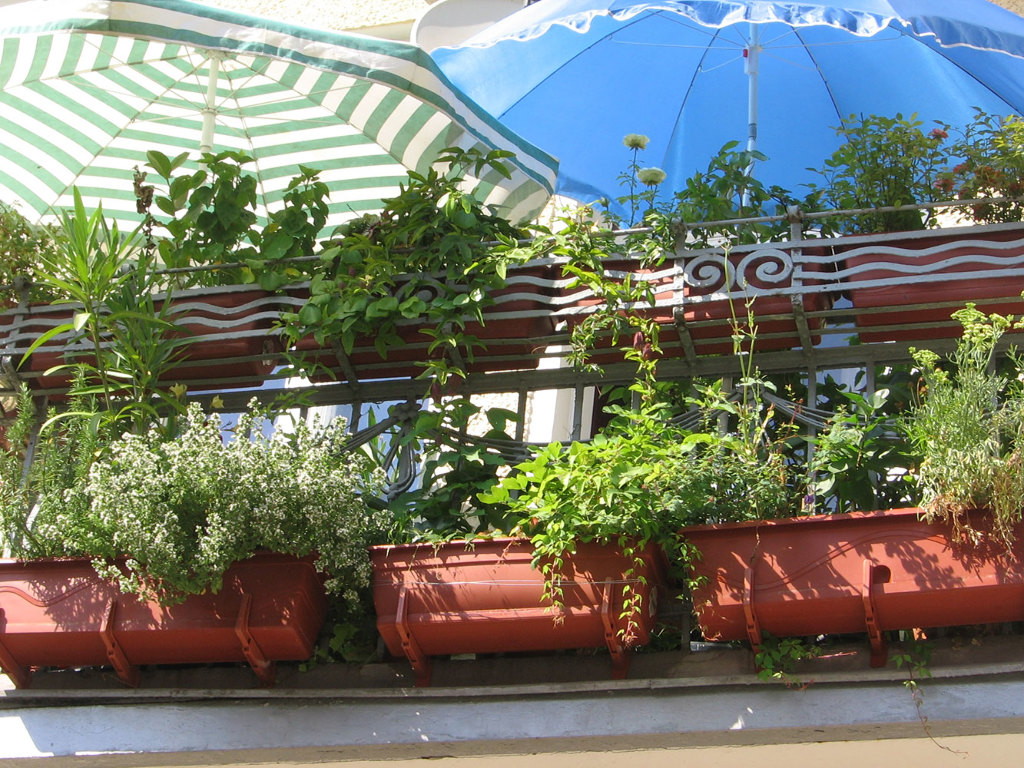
[211, 60, 279, 218]
[884, 26, 1011, 107]
[791, 26, 843, 129]
[662, 25, 726, 167]
[499, 10, 717, 117]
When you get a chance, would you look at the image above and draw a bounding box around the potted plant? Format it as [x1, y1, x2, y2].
[1, 149, 360, 397]
[940, 108, 1024, 225]
[0, 177, 293, 397]
[130, 150, 328, 385]
[0, 390, 390, 688]
[0, 201, 63, 439]
[541, 138, 829, 364]
[682, 506, 1024, 667]
[0, 190, 184, 401]
[804, 111, 1024, 341]
[281, 146, 556, 385]
[902, 303, 1024, 544]
[0, 200, 62, 308]
[372, 396, 675, 686]
[682, 306, 1024, 667]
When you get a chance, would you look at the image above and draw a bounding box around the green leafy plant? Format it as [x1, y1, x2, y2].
[938, 109, 1024, 224]
[390, 397, 523, 539]
[902, 303, 1024, 545]
[527, 136, 680, 380]
[655, 314, 803, 526]
[807, 389, 916, 514]
[144, 149, 329, 289]
[282, 146, 527, 387]
[535, 203, 667, 378]
[24, 189, 185, 430]
[616, 132, 667, 227]
[809, 112, 950, 233]
[300, 617, 381, 670]
[478, 396, 687, 629]
[0, 384, 107, 558]
[479, 358, 801, 626]
[0, 200, 63, 306]
[657, 368, 803, 528]
[891, 638, 965, 755]
[671, 140, 795, 248]
[754, 633, 821, 688]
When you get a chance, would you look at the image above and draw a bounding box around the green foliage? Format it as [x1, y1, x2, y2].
[754, 633, 821, 687]
[902, 303, 1024, 545]
[892, 637, 932, 683]
[390, 397, 522, 538]
[939, 109, 1024, 224]
[300, 615, 381, 669]
[482, 402, 685, 549]
[26, 189, 185, 430]
[671, 140, 795, 247]
[0, 384, 109, 558]
[0, 201, 63, 306]
[528, 137, 683, 381]
[808, 389, 916, 514]
[15, 401, 390, 605]
[282, 146, 527, 387]
[809, 112, 950, 233]
[536, 203, 668, 379]
[892, 638, 951, 750]
[656, 377, 802, 526]
[479, 399, 684, 619]
[145, 149, 329, 288]
[478, 366, 802, 613]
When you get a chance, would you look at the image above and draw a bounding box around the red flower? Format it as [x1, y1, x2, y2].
[929, 127, 948, 140]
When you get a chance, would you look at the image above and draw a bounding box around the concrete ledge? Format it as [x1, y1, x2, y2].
[2, 636, 1024, 762]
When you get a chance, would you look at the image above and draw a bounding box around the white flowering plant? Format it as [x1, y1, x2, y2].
[2, 396, 391, 606]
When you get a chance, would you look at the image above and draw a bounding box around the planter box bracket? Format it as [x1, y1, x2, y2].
[395, 587, 432, 687]
[599, 578, 629, 679]
[234, 592, 276, 686]
[742, 565, 763, 651]
[100, 599, 140, 687]
[861, 560, 889, 668]
[0, 608, 31, 689]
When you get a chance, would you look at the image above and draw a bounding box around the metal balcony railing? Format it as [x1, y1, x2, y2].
[2, 214, 1023, 410]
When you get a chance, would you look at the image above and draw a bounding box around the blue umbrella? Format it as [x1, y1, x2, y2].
[432, 0, 1024, 214]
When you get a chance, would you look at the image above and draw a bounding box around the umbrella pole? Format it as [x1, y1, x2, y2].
[743, 24, 761, 207]
[200, 52, 223, 156]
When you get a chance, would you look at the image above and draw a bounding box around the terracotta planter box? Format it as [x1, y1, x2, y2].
[0, 553, 327, 688]
[370, 538, 668, 685]
[683, 507, 1024, 666]
[157, 286, 283, 388]
[0, 286, 282, 395]
[838, 224, 1024, 342]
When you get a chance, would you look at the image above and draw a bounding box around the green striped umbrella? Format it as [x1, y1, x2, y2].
[0, 0, 558, 232]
